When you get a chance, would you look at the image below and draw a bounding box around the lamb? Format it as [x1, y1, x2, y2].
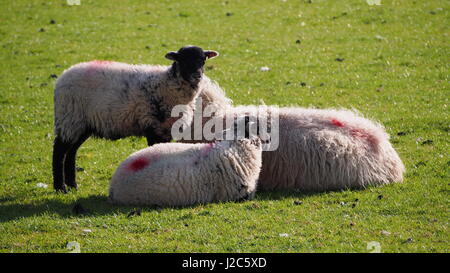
[180, 105, 405, 192]
[53, 46, 219, 192]
[108, 138, 262, 207]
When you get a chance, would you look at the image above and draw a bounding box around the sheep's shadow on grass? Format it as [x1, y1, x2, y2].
[0, 194, 243, 223]
[255, 183, 387, 201]
[255, 190, 327, 201]
[0, 189, 353, 223]
[0, 195, 156, 223]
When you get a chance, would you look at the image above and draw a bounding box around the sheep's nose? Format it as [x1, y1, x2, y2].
[261, 135, 271, 144]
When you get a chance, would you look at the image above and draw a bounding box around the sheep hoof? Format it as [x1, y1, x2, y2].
[55, 186, 68, 194]
[66, 183, 78, 190]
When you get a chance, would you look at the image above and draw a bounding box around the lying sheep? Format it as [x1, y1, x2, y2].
[257, 107, 405, 191]
[108, 138, 262, 207]
[53, 46, 218, 192]
[181, 105, 405, 191]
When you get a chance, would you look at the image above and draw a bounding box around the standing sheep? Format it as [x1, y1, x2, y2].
[53, 46, 219, 192]
[181, 105, 405, 191]
[108, 138, 262, 207]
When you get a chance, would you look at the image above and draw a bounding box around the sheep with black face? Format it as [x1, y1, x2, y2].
[53, 46, 218, 192]
[181, 105, 405, 192]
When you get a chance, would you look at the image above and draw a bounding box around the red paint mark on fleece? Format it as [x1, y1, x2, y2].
[193, 143, 215, 165]
[86, 60, 112, 77]
[350, 129, 378, 147]
[200, 142, 215, 157]
[331, 118, 379, 150]
[350, 129, 379, 152]
[128, 156, 150, 172]
[331, 118, 344, 127]
[91, 60, 112, 66]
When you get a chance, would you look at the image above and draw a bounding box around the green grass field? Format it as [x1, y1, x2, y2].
[0, 0, 448, 253]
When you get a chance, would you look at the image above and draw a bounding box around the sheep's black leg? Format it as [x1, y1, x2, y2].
[52, 136, 72, 193]
[146, 135, 164, 146]
[146, 136, 155, 146]
[64, 133, 90, 189]
[236, 191, 255, 202]
[145, 127, 171, 146]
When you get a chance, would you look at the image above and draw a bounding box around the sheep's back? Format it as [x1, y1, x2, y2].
[258, 108, 404, 191]
[54, 61, 169, 140]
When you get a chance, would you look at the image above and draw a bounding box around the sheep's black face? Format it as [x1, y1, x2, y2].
[225, 115, 271, 144]
[166, 46, 218, 84]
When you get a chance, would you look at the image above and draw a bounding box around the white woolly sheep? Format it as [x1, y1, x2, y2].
[197, 76, 233, 116]
[177, 76, 233, 143]
[53, 46, 218, 192]
[108, 138, 262, 207]
[181, 105, 405, 192]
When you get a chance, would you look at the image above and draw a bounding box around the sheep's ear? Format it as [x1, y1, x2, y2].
[237, 139, 247, 144]
[250, 138, 262, 148]
[204, 50, 219, 59]
[165, 51, 178, 61]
